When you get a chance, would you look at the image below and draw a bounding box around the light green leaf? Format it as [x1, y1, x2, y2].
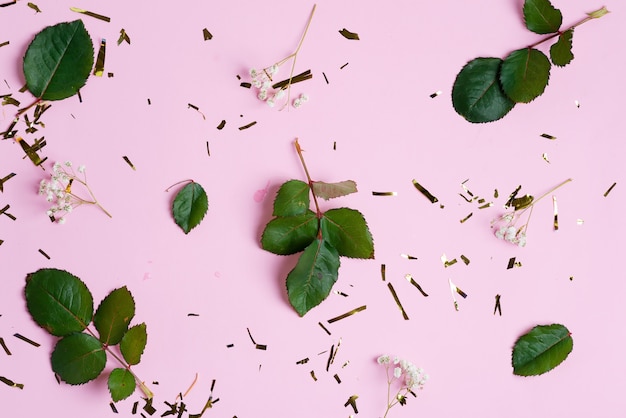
[120, 323, 147, 365]
[273, 180, 310, 217]
[321, 208, 374, 259]
[94, 287, 135, 346]
[51, 333, 106, 385]
[500, 48, 551, 103]
[286, 239, 340, 316]
[25, 268, 93, 337]
[550, 29, 574, 67]
[512, 324, 573, 376]
[261, 210, 318, 255]
[523, 0, 563, 34]
[23, 20, 94, 100]
[452, 57, 516, 123]
[312, 180, 358, 200]
[172, 181, 208, 234]
[108, 368, 136, 402]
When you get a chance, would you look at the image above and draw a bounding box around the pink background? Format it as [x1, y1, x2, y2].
[1, 0, 624, 416]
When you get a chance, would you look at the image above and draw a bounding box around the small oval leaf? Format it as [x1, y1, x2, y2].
[94, 287, 135, 346]
[452, 57, 516, 123]
[523, 0, 563, 34]
[23, 20, 95, 100]
[273, 180, 310, 217]
[287, 239, 340, 316]
[172, 181, 208, 234]
[108, 368, 137, 402]
[51, 333, 106, 385]
[261, 210, 318, 255]
[120, 323, 147, 365]
[512, 324, 573, 376]
[550, 29, 574, 67]
[321, 208, 374, 259]
[500, 48, 551, 103]
[312, 180, 358, 201]
[25, 268, 93, 336]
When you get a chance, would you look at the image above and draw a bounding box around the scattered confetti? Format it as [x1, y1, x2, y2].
[460, 212, 473, 223]
[333, 141, 336, 150]
[93, 39, 106, 77]
[448, 279, 466, 311]
[507, 257, 516, 270]
[296, 358, 309, 365]
[0, 41, 8, 48]
[604, 182, 617, 197]
[441, 255, 457, 268]
[540, 133, 556, 140]
[310, 370, 317, 381]
[187, 313, 199, 317]
[323, 72, 329, 84]
[478, 202, 493, 209]
[271, 69, 312, 90]
[542, 152, 551, 163]
[38, 249, 50, 259]
[381, 264, 386, 281]
[107, 72, 114, 78]
[123, 155, 136, 170]
[238, 121, 257, 130]
[70, 6, 111, 22]
[240, 82, 252, 89]
[246, 328, 267, 350]
[13, 333, 39, 347]
[412, 179, 438, 203]
[117, 28, 131, 45]
[405, 274, 428, 297]
[188, 103, 206, 120]
[552, 195, 558, 231]
[0, 204, 16, 221]
[372, 191, 397, 196]
[333, 374, 341, 383]
[344, 395, 359, 414]
[574, 100, 580, 108]
[340, 62, 349, 69]
[203, 28, 213, 40]
[216, 120, 226, 130]
[0, 1, 17, 7]
[576, 219, 584, 225]
[334, 290, 348, 297]
[147, 98, 151, 105]
[0, 172, 16, 192]
[206, 141, 210, 157]
[327, 305, 366, 323]
[460, 255, 470, 265]
[109, 402, 118, 414]
[0, 338, 11, 355]
[400, 253, 418, 260]
[318, 322, 331, 335]
[494, 294, 502, 316]
[27, 2, 41, 13]
[387, 283, 409, 320]
[339, 28, 360, 40]
[430, 90, 442, 98]
[0, 376, 23, 389]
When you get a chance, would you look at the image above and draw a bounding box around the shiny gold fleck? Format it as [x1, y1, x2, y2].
[203, 28, 213, 40]
[0, 41, 8, 48]
[460, 212, 473, 223]
[318, 322, 331, 335]
[38, 249, 50, 259]
[540, 133, 556, 140]
[400, 253, 418, 260]
[334, 374, 341, 384]
[93, 39, 106, 77]
[344, 395, 359, 414]
[372, 191, 397, 196]
[122, 155, 136, 170]
[296, 358, 309, 365]
[460, 255, 470, 265]
[340, 62, 349, 69]
[310, 370, 317, 381]
[117, 28, 130, 45]
[575, 100, 580, 108]
[542, 152, 550, 163]
[13, 333, 39, 347]
[238, 121, 257, 130]
[217, 120, 226, 130]
[381, 264, 386, 281]
[494, 294, 502, 316]
[405, 274, 428, 297]
[27, 2, 41, 13]
[430, 90, 442, 98]
[70, 7, 111, 22]
[339, 28, 359, 40]
[0, 338, 11, 355]
[552, 195, 558, 231]
[412, 179, 438, 203]
[0, 376, 23, 389]
[507, 257, 516, 270]
[327, 305, 366, 323]
[478, 202, 493, 209]
[604, 182, 617, 197]
[576, 219, 584, 225]
[387, 283, 409, 320]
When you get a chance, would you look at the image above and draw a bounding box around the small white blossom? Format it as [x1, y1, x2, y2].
[393, 367, 402, 378]
[377, 355, 390, 365]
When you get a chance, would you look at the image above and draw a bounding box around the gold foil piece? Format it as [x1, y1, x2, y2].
[339, 28, 360, 40]
[448, 279, 459, 311]
[540, 133, 557, 140]
[13, 333, 39, 347]
[401, 253, 417, 260]
[577, 219, 584, 225]
[217, 120, 226, 130]
[542, 152, 550, 163]
[405, 274, 428, 297]
[507, 257, 516, 270]
[0, 376, 23, 389]
[441, 255, 457, 268]
[0, 41, 8, 48]
[38, 249, 50, 259]
[296, 358, 309, 365]
[323, 72, 329, 84]
[93, 39, 106, 77]
[334, 374, 341, 383]
[318, 322, 331, 335]
[604, 182, 617, 197]
[387, 283, 409, 320]
[344, 395, 359, 413]
[310, 370, 317, 381]
[460, 212, 473, 223]
[460, 255, 470, 265]
[27, 2, 41, 12]
[478, 202, 493, 209]
[372, 191, 397, 196]
[70, 7, 111, 22]
[203, 28, 213, 40]
[340, 62, 349, 69]
[117, 28, 131, 45]
[494, 294, 502, 316]
[381, 264, 386, 281]
[412, 179, 438, 203]
[429, 90, 442, 98]
[238, 121, 257, 130]
[327, 305, 366, 323]
[0, 337, 11, 355]
[0, 172, 16, 193]
[122, 155, 136, 170]
[552, 195, 558, 231]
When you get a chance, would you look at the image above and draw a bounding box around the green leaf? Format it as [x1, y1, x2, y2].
[94, 287, 135, 346]
[120, 323, 147, 365]
[500, 48, 551, 103]
[23, 20, 94, 100]
[523, 0, 563, 34]
[25, 268, 93, 337]
[452, 57, 516, 123]
[273, 180, 310, 217]
[51, 333, 106, 385]
[261, 210, 318, 255]
[550, 29, 574, 67]
[312, 180, 358, 200]
[108, 368, 136, 402]
[512, 324, 573, 376]
[286, 239, 340, 316]
[321, 208, 374, 259]
[172, 181, 208, 234]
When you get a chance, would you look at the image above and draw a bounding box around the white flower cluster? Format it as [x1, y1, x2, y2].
[249, 66, 308, 109]
[377, 354, 429, 391]
[293, 93, 309, 108]
[495, 225, 527, 247]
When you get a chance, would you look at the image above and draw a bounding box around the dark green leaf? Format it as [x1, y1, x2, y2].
[108, 368, 136, 402]
[23, 20, 94, 100]
[512, 324, 573, 376]
[94, 287, 135, 346]
[261, 210, 318, 255]
[25, 268, 93, 337]
[452, 57, 515, 123]
[500, 48, 551, 103]
[51, 333, 106, 385]
[550, 29, 574, 67]
[312, 180, 358, 200]
[172, 181, 208, 234]
[273, 180, 310, 217]
[120, 323, 147, 365]
[321, 208, 374, 259]
[286, 239, 340, 316]
[523, 0, 563, 34]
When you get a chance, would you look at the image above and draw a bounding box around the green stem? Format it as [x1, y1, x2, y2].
[526, 11, 601, 50]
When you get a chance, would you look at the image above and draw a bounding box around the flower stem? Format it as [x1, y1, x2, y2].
[294, 139, 321, 217]
[526, 7, 607, 50]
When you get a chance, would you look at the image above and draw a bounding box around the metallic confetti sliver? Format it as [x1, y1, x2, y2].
[327, 305, 366, 323]
[387, 283, 409, 320]
[412, 179, 438, 203]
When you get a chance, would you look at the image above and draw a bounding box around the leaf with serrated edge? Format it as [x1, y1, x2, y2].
[523, 0, 563, 34]
[261, 210, 318, 255]
[512, 324, 573, 376]
[312, 180, 358, 200]
[452, 57, 516, 123]
[173, 182, 208, 234]
[94, 287, 135, 346]
[550, 29, 574, 67]
[108, 368, 136, 402]
[500, 48, 551, 103]
[286, 239, 340, 316]
[51, 333, 106, 385]
[23, 20, 94, 100]
[273, 180, 310, 217]
[321, 208, 374, 259]
[25, 268, 93, 337]
[120, 323, 147, 365]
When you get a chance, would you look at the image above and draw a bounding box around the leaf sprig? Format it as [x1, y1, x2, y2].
[512, 324, 573, 376]
[452, 1, 609, 123]
[261, 140, 374, 316]
[25, 268, 152, 402]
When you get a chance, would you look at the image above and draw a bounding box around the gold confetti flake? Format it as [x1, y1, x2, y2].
[203, 28, 213, 40]
[122, 155, 136, 170]
[238, 121, 257, 130]
[494, 294, 502, 316]
[0, 376, 24, 389]
[0, 338, 11, 355]
[405, 274, 428, 297]
[117, 28, 131, 45]
[460, 255, 470, 265]
[540, 133, 556, 140]
[0, 41, 8, 48]
[604, 182, 617, 197]
[448, 279, 465, 311]
[460, 212, 473, 223]
[387, 283, 409, 320]
[334, 290, 348, 297]
[575, 100, 580, 108]
[310, 370, 317, 381]
[552, 195, 558, 231]
[441, 254, 457, 268]
[13, 333, 39, 347]
[38, 249, 50, 259]
[380, 264, 386, 281]
[507, 257, 516, 270]
[70, 7, 111, 22]
[327, 305, 366, 323]
[372, 191, 397, 196]
[339, 28, 360, 40]
[494, 189, 499, 198]
[217, 120, 226, 130]
[27, 2, 41, 13]
[478, 202, 493, 209]
[344, 395, 359, 414]
[412, 179, 438, 203]
[318, 322, 331, 335]
[333, 374, 341, 384]
[576, 219, 584, 225]
[400, 253, 418, 260]
[93, 39, 106, 77]
[340, 62, 349, 69]
[188, 103, 206, 120]
[429, 90, 442, 98]
[0, 172, 16, 193]
[542, 153, 550, 163]
[296, 358, 309, 365]
[323, 72, 329, 84]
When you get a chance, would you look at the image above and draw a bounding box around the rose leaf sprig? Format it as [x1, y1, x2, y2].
[261, 139, 374, 316]
[39, 161, 111, 223]
[248, 5, 316, 110]
[167, 179, 209, 234]
[512, 324, 573, 376]
[452, 1, 609, 123]
[377, 355, 428, 418]
[492, 178, 571, 247]
[25, 268, 152, 402]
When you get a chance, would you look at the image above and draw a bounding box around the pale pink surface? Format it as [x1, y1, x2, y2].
[1, 0, 624, 417]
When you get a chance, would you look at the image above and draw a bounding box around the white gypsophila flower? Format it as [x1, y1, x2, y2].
[394, 367, 402, 379]
[78, 165, 86, 174]
[275, 89, 286, 100]
[258, 90, 268, 101]
[377, 355, 390, 365]
[293, 98, 302, 108]
[64, 161, 72, 167]
[58, 216, 66, 224]
[300, 94, 309, 102]
[250, 68, 258, 78]
[267, 98, 275, 108]
[393, 356, 400, 365]
[271, 64, 279, 74]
